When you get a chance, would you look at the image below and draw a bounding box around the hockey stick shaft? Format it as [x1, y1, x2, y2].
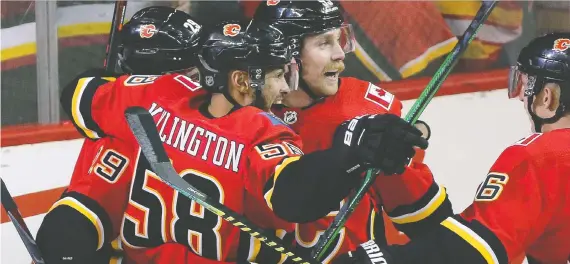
[312, 1, 499, 259]
[124, 107, 317, 264]
[103, 0, 127, 72]
[1, 178, 45, 264]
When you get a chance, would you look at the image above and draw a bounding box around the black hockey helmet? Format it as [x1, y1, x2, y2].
[251, 0, 355, 57]
[197, 20, 298, 96]
[508, 32, 570, 131]
[118, 6, 203, 75]
[509, 32, 570, 98]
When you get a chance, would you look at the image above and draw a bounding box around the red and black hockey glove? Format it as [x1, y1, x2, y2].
[333, 114, 428, 175]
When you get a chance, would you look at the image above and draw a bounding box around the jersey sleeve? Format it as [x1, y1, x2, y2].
[38, 138, 134, 261]
[243, 112, 304, 210]
[387, 145, 543, 264]
[60, 74, 116, 140]
[60, 73, 198, 140]
[67, 139, 134, 244]
[370, 160, 452, 238]
[452, 145, 542, 262]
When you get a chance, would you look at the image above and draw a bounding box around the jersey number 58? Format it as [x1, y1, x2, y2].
[121, 152, 223, 260]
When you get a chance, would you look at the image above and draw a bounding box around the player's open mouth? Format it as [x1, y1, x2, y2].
[324, 71, 339, 80]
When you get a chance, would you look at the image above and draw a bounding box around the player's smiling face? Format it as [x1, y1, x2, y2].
[257, 67, 293, 110]
[300, 28, 346, 96]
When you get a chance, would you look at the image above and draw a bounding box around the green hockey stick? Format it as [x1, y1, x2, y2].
[312, 1, 500, 260]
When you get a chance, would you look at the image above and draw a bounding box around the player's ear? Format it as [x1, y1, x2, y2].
[229, 70, 249, 95]
[538, 83, 559, 112]
[546, 83, 562, 112]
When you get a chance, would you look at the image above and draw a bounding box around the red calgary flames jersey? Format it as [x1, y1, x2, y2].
[62, 74, 301, 263]
[59, 137, 135, 250]
[272, 77, 443, 262]
[274, 77, 402, 153]
[453, 130, 570, 264]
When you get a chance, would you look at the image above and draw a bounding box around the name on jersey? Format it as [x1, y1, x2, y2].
[148, 102, 245, 173]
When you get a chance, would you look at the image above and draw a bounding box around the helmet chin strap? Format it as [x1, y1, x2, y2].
[222, 89, 242, 108]
[526, 95, 566, 133]
[291, 40, 325, 103]
[252, 89, 266, 109]
[298, 64, 324, 101]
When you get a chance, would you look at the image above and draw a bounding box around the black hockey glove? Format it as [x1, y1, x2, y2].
[332, 240, 395, 264]
[333, 114, 428, 175]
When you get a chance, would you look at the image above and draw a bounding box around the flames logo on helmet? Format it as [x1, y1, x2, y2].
[553, 38, 570, 52]
[223, 24, 241, 37]
[139, 24, 157, 38]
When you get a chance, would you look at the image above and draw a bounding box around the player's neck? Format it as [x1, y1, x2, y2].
[541, 115, 570, 132]
[283, 89, 314, 108]
[208, 93, 235, 118]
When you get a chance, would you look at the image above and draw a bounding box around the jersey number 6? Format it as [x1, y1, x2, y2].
[474, 172, 509, 202]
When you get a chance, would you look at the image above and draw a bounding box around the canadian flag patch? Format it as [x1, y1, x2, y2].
[365, 83, 394, 110]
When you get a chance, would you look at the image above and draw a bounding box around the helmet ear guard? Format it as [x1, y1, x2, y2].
[197, 53, 226, 93]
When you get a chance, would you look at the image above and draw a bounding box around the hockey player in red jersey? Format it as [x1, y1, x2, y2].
[42, 14, 427, 263]
[248, 1, 451, 262]
[334, 32, 570, 264]
[34, 6, 219, 264]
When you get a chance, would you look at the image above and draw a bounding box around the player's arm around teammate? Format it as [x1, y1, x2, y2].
[35, 7, 205, 264]
[270, 113, 429, 223]
[249, 1, 445, 229]
[46, 16, 426, 263]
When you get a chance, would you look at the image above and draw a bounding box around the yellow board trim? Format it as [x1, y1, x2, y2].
[1, 22, 112, 62]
